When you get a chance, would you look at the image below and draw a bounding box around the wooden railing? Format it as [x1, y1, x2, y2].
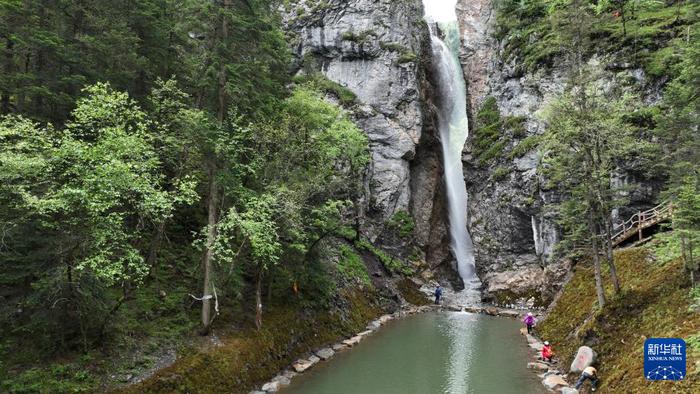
[611, 201, 673, 247]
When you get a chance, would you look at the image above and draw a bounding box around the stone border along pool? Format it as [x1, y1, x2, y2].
[248, 304, 546, 394]
[520, 328, 578, 393]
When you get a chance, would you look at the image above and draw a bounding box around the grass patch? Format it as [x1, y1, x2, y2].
[538, 246, 700, 392]
[336, 245, 372, 287]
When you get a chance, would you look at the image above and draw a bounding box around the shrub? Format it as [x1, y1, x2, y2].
[387, 211, 415, 237]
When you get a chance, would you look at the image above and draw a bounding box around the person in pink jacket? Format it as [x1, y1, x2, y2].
[523, 312, 536, 334]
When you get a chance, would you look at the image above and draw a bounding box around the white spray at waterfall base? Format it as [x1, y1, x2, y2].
[423, 0, 481, 305]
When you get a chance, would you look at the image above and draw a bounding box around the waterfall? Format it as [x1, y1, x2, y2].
[423, 1, 481, 296]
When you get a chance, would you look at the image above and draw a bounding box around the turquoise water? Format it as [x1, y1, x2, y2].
[283, 312, 545, 394]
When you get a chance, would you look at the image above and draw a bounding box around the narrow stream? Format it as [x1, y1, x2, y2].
[283, 312, 545, 394]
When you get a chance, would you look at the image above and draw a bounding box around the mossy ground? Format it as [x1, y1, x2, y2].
[538, 247, 700, 393]
[119, 289, 384, 394]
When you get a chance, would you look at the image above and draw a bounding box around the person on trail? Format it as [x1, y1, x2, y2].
[574, 366, 599, 392]
[523, 312, 536, 334]
[541, 341, 554, 362]
[434, 285, 443, 305]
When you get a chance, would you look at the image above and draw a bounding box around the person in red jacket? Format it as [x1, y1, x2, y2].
[541, 341, 554, 362]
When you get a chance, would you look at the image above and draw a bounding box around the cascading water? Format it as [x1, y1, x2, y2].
[423, 0, 481, 303]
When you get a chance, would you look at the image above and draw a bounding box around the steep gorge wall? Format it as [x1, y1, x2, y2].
[455, 0, 665, 305]
[283, 0, 460, 286]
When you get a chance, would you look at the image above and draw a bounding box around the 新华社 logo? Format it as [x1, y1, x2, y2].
[644, 338, 686, 381]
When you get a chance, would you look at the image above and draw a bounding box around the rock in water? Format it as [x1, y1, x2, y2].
[542, 374, 569, 390]
[315, 348, 334, 360]
[570, 346, 597, 373]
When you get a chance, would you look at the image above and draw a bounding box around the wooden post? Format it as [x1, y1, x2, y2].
[638, 211, 643, 241]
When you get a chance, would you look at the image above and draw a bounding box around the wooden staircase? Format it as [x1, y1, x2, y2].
[611, 201, 673, 247]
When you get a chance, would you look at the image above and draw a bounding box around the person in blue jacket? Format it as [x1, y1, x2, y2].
[434, 285, 443, 304]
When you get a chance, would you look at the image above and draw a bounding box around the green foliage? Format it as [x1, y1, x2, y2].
[340, 29, 376, 44]
[336, 245, 371, 287]
[355, 239, 413, 276]
[473, 96, 502, 162]
[473, 97, 528, 165]
[1, 364, 97, 394]
[396, 51, 418, 64]
[508, 134, 541, 159]
[494, 0, 700, 75]
[492, 166, 511, 181]
[387, 210, 415, 238]
[293, 73, 358, 107]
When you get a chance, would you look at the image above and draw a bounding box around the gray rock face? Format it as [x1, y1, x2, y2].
[283, 0, 456, 278]
[284, 0, 429, 233]
[455, 0, 664, 304]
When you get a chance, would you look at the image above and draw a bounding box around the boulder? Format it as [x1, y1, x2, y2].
[559, 388, 579, 394]
[500, 310, 520, 318]
[570, 346, 597, 374]
[527, 362, 550, 371]
[525, 334, 540, 344]
[315, 348, 334, 361]
[464, 306, 482, 314]
[542, 374, 569, 390]
[519, 327, 529, 336]
[484, 307, 499, 316]
[357, 330, 373, 337]
[292, 359, 315, 373]
[378, 314, 393, 324]
[529, 342, 544, 351]
[332, 343, 348, 351]
[261, 381, 280, 392]
[366, 320, 381, 330]
[272, 375, 291, 386]
[308, 355, 321, 364]
[342, 336, 362, 347]
[282, 370, 297, 380]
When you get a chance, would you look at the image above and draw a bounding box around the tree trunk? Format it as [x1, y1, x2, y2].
[217, 0, 231, 123]
[1, 37, 13, 113]
[255, 270, 263, 331]
[200, 165, 219, 335]
[147, 222, 166, 284]
[604, 212, 621, 294]
[588, 205, 606, 308]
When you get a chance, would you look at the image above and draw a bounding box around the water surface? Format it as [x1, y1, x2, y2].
[283, 312, 545, 394]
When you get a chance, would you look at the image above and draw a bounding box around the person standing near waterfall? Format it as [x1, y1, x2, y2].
[523, 312, 536, 334]
[434, 285, 443, 305]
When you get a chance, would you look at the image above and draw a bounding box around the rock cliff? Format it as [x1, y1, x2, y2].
[283, 0, 459, 285]
[284, 0, 664, 305]
[456, 0, 664, 305]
